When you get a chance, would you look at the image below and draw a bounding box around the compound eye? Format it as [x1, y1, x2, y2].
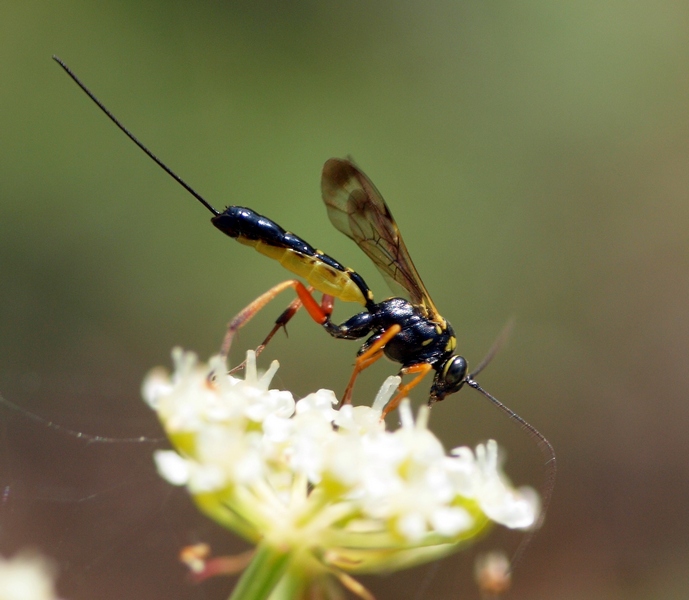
[443, 356, 468, 391]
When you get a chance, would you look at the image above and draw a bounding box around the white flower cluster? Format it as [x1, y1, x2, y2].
[143, 349, 538, 574]
[0, 553, 57, 600]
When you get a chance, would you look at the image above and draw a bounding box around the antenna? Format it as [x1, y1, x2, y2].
[465, 377, 556, 574]
[470, 318, 515, 379]
[52, 56, 220, 217]
[465, 319, 555, 572]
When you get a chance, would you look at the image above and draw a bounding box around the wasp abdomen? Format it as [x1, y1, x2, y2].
[212, 206, 368, 305]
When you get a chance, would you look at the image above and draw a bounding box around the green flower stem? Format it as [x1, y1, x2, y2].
[194, 493, 260, 543]
[228, 542, 292, 600]
[266, 565, 308, 600]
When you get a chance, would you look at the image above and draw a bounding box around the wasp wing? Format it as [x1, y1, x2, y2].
[321, 158, 442, 322]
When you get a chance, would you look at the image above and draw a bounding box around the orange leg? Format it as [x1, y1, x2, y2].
[320, 294, 335, 317]
[340, 324, 402, 406]
[381, 362, 434, 418]
[228, 290, 335, 374]
[220, 280, 331, 362]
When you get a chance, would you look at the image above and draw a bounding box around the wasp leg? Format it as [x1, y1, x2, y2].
[220, 280, 332, 362]
[229, 291, 336, 374]
[341, 349, 384, 406]
[340, 324, 402, 406]
[381, 362, 434, 418]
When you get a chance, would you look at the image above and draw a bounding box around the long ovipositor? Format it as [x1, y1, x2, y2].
[211, 206, 371, 306]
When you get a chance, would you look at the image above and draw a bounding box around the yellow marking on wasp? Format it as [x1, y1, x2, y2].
[236, 236, 366, 305]
[445, 337, 457, 352]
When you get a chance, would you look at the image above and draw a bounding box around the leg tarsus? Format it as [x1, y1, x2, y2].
[381, 362, 433, 418]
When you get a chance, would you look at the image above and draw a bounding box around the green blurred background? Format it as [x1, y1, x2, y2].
[2, 1, 689, 599]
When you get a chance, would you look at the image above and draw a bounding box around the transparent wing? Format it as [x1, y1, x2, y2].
[321, 158, 442, 322]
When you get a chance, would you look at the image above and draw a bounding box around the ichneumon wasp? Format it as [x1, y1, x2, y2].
[54, 57, 555, 570]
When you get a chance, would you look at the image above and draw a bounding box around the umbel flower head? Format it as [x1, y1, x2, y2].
[143, 349, 538, 599]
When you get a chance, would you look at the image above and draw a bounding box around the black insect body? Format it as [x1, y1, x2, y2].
[210, 159, 469, 415]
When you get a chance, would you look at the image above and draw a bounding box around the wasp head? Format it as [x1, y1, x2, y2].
[430, 355, 468, 403]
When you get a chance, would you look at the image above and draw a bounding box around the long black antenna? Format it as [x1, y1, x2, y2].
[470, 318, 515, 379]
[465, 377, 556, 574]
[53, 56, 220, 217]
